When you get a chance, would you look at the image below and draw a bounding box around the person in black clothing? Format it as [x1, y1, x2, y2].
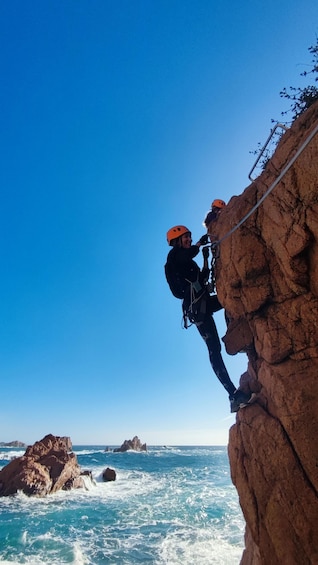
[165, 224, 252, 413]
[203, 198, 226, 235]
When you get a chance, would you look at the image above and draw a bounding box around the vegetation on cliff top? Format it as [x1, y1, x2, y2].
[280, 37, 318, 121]
[251, 37, 318, 170]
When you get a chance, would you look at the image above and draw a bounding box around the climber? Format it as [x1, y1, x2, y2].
[203, 199, 226, 289]
[165, 225, 252, 413]
[203, 199, 226, 233]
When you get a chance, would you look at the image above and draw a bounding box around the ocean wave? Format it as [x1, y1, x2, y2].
[72, 448, 106, 456]
[157, 524, 243, 565]
[0, 531, 89, 565]
[0, 446, 244, 564]
[0, 450, 24, 461]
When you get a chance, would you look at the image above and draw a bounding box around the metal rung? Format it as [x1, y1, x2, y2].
[248, 123, 289, 181]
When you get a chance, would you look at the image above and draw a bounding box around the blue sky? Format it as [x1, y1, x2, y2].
[1, 1, 317, 446]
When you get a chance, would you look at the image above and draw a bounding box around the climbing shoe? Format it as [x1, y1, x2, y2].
[230, 390, 253, 413]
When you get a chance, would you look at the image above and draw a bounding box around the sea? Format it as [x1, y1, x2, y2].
[0, 445, 245, 565]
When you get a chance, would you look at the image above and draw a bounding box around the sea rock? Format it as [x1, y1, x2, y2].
[113, 436, 147, 452]
[210, 101, 318, 564]
[0, 434, 93, 496]
[102, 467, 116, 481]
[0, 440, 26, 447]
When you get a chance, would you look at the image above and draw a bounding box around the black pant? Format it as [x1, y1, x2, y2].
[184, 294, 236, 396]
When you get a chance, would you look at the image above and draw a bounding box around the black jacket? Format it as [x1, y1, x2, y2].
[203, 208, 218, 229]
[166, 245, 206, 304]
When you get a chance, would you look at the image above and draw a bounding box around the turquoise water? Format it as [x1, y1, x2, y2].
[0, 445, 244, 564]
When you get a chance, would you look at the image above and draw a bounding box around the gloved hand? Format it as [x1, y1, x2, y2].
[202, 246, 210, 259]
[199, 234, 209, 246]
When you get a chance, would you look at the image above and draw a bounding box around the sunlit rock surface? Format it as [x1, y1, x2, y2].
[0, 434, 92, 496]
[210, 102, 318, 564]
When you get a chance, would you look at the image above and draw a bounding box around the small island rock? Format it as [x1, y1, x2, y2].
[0, 440, 27, 448]
[113, 435, 147, 452]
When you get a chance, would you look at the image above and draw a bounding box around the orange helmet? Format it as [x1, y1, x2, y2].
[212, 199, 226, 209]
[167, 225, 191, 246]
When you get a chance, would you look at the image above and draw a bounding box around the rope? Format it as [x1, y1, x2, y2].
[182, 277, 207, 329]
[212, 121, 318, 249]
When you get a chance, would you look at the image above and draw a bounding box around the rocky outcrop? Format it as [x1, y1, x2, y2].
[0, 434, 93, 496]
[211, 101, 318, 564]
[102, 467, 116, 481]
[113, 436, 147, 452]
[0, 440, 26, 447]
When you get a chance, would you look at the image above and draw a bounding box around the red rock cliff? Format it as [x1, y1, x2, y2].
[211, 102, 318, 565]
[0, 434, 91, 496]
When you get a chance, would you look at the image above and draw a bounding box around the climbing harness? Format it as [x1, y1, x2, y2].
[211, 120, 318, 251]
[182, 278, 206, 328]
[209, 247, 217, 293]
[182, 245, 215, 329]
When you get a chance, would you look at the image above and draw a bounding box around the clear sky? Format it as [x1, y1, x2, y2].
[1, 1, 317, 446]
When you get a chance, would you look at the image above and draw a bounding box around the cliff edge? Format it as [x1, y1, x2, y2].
[211, 101, 318, 564]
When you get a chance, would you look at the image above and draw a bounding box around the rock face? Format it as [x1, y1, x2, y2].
[210, 102, 318, 564]
[0, 434, 91, 496]
[113, 436, 147, 452]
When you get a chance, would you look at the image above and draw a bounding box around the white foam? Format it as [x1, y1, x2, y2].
[0, 558, 27, 565]
[157, 525, 243, 564]
[73, 448, 105, 456]
[71, 542, 90, 565]
[0, 449, 24, 461]
[0, 538, 90, 565]
[0, 446, 244, 565]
